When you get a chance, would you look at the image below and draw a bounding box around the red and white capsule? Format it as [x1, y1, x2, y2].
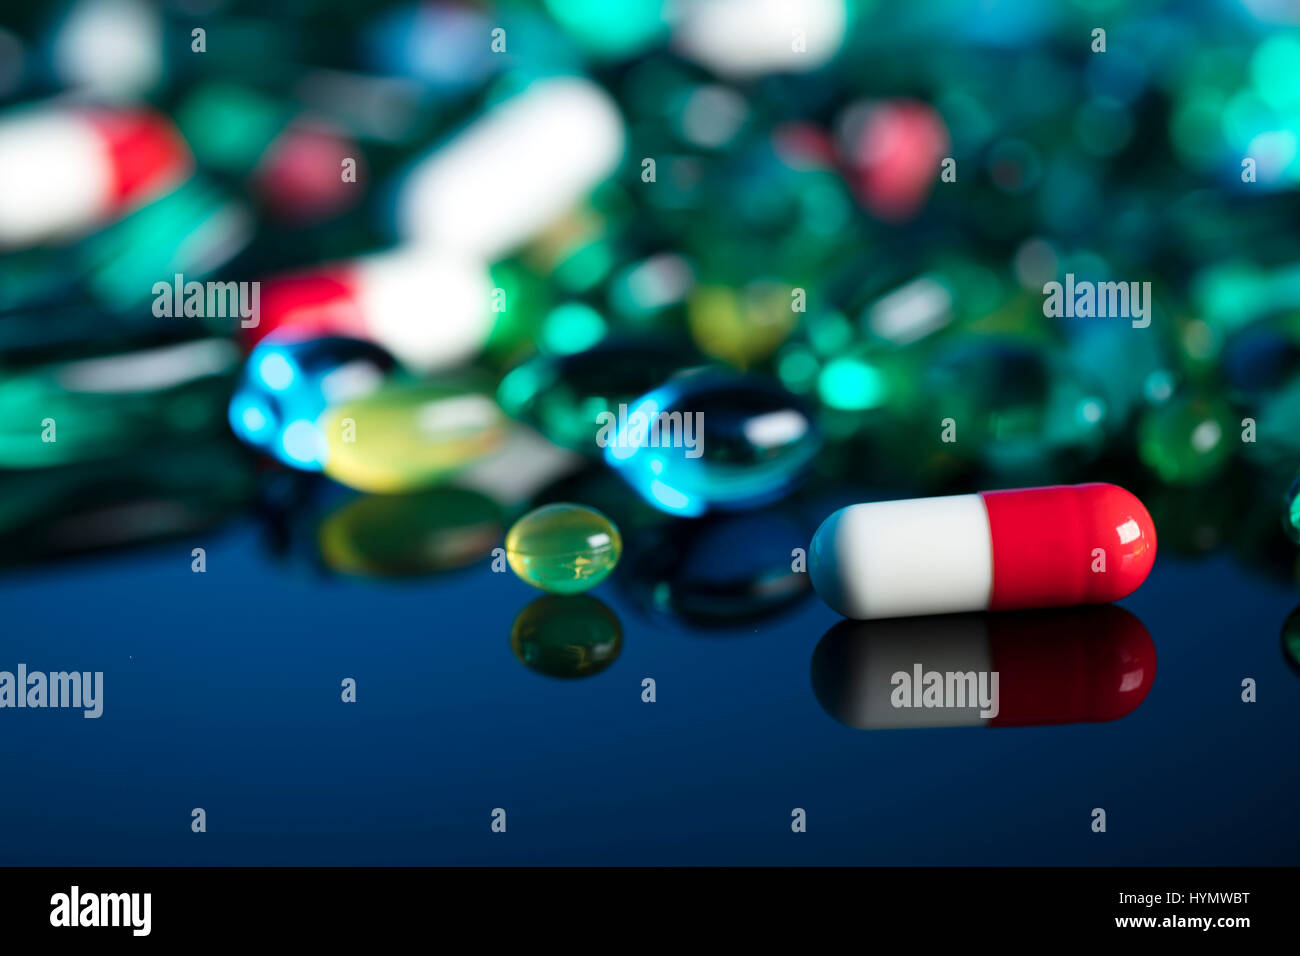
[0, 105, 191, 246]
[244, 249, 493, 373]
[809, 483, 1156, 619]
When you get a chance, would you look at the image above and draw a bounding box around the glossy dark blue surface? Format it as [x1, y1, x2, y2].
[1, 497, 1297, 866]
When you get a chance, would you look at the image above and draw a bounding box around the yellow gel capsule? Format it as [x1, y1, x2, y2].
[687, 282, 797, 368]
[505, 502, 622, 593]
[319, 383, 507, 493]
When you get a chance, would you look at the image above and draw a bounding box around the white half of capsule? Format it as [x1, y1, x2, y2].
[830, 617, 994, 729]
[809, 494, 994, 620]
[0, 110, 114, 244]
[396, 77, 626, 260]
[351, 248, 493, 373]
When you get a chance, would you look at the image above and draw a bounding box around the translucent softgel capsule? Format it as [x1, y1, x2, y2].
[496, 342, 687, 455]
[319, 382, 506, 493]
[229, 334, 398, 469]
[604, 372, 821, 517]
[924, 337, 1109, 473]
[1138, 392, 1234, 485]
[1283, 474, 1300, 546]
[505, 503, 622, 594]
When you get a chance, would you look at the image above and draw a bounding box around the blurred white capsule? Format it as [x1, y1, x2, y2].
[673, 0, 847, 78]
[52, 0, 163, 96]
[395, 77, 626, 260]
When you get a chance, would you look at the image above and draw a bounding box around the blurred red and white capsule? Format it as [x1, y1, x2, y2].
[245, 248, 493, 373]
[0, 105, 190, 246]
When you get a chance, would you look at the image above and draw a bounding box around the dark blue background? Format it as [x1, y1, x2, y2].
[1, 502, 1297, 866]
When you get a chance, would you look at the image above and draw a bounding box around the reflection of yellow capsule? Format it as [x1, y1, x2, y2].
[319, 383, 507, 493]
[317, 487, 503, 577]
[811, 606, 1155, 730]
[510, 595, 622, 679]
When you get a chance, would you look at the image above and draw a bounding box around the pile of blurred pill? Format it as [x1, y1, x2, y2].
[3, 0, 1300, 670]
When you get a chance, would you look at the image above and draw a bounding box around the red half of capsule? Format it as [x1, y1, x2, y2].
[243, 269, 366, 348]
[981, 483, 1157, 612]
[81, 108, 192, 207]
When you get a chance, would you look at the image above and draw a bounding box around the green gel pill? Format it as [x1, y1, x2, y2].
[1137, 393, 1234, 486]
[1284, 474, 1300, 545]
[505, 503, 622, 594]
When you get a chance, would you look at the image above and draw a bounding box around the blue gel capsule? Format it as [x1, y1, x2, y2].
[362, 3, 499, 92]
[1221, 320, 1300, 399]
[228, 335, 398, 470]
[604, 372, 821, 516]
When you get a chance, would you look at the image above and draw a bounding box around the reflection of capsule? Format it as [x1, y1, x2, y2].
[0, 438, 255, 564]
[0, 337, 240, 468]
[1280, 605, 1300, 678]
[618, 507, 812, 628]
[317, 487, 503, 577]
[510, 595, 622, 679]
[810, 605, 1156, 729]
